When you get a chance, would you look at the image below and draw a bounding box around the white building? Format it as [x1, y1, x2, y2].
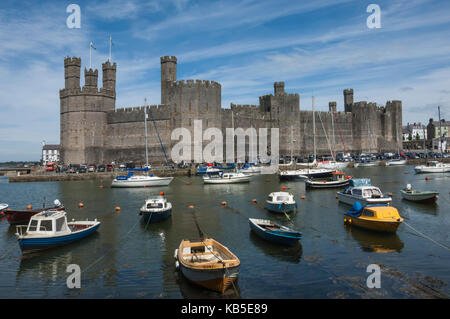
[42, 142, 60, 165]
[405, 122, 427, 140]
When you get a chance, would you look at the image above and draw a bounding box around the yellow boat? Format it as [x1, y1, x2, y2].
[344, 202, 403, 233]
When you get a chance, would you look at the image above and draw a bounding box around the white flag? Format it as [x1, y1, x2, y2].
[90, 41, 96, 50]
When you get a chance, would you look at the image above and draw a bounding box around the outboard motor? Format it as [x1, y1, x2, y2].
[54, 199, 62, 207]
[406, 184, 412, 191]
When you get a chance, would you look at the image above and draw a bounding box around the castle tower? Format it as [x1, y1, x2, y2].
[161, 56, 177, 104]
[274, 82, 285, 95]
[84, 68, 98, 89]
[102, 61, 116, 93]
[344, 89, 354, 112]
[64, 57, 81, 90]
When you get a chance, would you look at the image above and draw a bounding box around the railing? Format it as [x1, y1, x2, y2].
[15, 225, 48, 236]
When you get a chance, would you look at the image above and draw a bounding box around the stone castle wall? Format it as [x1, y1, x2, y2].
[60, 56, 403, 165]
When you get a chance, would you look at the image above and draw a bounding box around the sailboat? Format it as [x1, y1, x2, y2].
[111, 103, 173, 188]
[278, 97, 333, 180]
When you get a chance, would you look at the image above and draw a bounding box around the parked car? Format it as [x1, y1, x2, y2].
[79, 165, 87, 173]
[106, 164, 114, 172]
[88, 164, 96, 173]
[97, 164, 105, 172]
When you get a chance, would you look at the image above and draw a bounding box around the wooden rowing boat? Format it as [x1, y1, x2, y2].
[249, 218, 302, 246]
[175, 238, 240, 294]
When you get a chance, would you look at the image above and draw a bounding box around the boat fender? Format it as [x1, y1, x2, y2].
[27, 205, 32, 210]
[175, 260, 180, 270]
[115, 206, 121, 211]
[352, 201, 362, 212]
[174, 249, 178, 260]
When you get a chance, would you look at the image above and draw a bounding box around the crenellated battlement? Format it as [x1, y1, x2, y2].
[230, 103, 260, 111]
[64, 56, 81, 67]
[166, 79, 221, 88]
[160, 56, 177, 64]
[107, 104, 170, 124]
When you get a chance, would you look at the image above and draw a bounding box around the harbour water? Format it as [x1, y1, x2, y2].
[0, 166, 449, 299]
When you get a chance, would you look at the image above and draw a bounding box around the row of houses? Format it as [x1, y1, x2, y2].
[402, 119, 449, 151]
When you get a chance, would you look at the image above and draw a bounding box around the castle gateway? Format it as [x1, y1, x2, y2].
[59, 56, 402, 165]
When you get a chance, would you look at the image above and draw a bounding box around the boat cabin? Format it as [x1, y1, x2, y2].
[144, 196, 170, 209]
[267, 192, 295, 204]
[22, 210, 69, 236]
[342, 186, 383, 198]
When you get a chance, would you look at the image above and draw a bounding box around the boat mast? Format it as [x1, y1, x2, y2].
[438, 105, 442, 152]
[144, 99, 149, 169]
[290, 125, 293, 165]
[367, 121, 371, 154]
[331, 111, 336, 160]
[312, 96, 316, 163]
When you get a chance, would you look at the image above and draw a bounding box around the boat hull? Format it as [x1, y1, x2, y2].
[179, 263, 239, 294]
[386, 160, 407, 166]
[111, 177, 173, 188]
[337, 193, 392, 206]
[249, 219, 301, 246]
[400, 190, 439, 203]
[18, 223, 100, 253]
[140, 208, 172, 223]
[344, 215, 401, 233]
[265, 202, 296, 213]
[305, 179, 349, 189]
[414, 167, 450, 174]
[203, 176, 250, 184]
[5, 206, 65, 225]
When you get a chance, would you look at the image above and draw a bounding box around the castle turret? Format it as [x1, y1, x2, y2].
[83, 68, 98, 89]
[64, 57, 81, 90]
[102, 61, 116, 93]
[161, 56, 177, 104]
[274, 82, 285, 95]
[344, 89, 354, 112]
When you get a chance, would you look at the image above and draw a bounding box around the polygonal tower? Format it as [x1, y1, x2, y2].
[160, 56, 177, 104]
[344, 89, 354, 113]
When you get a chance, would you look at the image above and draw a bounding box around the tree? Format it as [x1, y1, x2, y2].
[408, 133, 412, 141]
[416, 133, 420, 140]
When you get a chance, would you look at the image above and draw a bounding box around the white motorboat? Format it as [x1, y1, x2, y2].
[386, 159, 407, 166]
[111, 172, 173, 188]
[203, 172, 250, 184]
[0, 203, 8, 211]
[337, 179, 391, 206]
[265, 191, 297, 213]
[414, 161, 450, 174]
[139, 196, 172, 222]
[400, 184, 439, 203]
[354, 160, 379, 167]
[15, 210, 100, 253]
[278, 168, 334, 180]
[238, 164, 262, 175]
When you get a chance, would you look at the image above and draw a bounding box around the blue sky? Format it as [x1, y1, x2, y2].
[0, 0, 449, 161]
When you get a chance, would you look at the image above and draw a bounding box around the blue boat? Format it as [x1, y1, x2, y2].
[15, 210, 100, 253]
[265, 192, 297, 213]
[139, 196, 172, 223]
[249, 218, 302, 246]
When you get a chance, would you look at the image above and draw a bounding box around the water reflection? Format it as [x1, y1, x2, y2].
[344, 225, 404, 253]
[249, 231, 303, 263]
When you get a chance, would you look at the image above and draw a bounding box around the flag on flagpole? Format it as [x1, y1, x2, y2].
[90, 41, 96, 50]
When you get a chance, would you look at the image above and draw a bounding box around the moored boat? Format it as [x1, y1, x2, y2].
[278, 168, 334, 180]
[386, 158, 407, 166]
[4, 200, 64, 225]
[414, 161, 450, 174]
[139, 196, 172, 223]
[337, 179, 392, 206]
[305, 171, 351, 189]
[0, 203, 8, 211]
[344, 202, 403, 233]
[316, 160, 349, 170]
[15, 210, 100, 253]
[111, 172, 173, 188]
[203, 172, 250, 184]
[265, 191, 297, 213]
[400, 184, 439, 203]
[249, 218, 302, 246]
[196, 166, 222, 175]
[175, 238, 240, 294]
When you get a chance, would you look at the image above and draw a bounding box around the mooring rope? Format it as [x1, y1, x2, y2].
[402, 221, 450, 251]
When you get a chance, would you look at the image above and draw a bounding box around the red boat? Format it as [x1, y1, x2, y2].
[4, 201, 64, 225]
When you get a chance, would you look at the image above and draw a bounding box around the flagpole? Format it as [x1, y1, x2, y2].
[109, 36, 112, 62]
[89, 42, 92, 69]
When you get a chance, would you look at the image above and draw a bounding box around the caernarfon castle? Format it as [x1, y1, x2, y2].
[60, 56, 402, 165]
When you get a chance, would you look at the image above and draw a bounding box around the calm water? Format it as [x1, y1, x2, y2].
[0, 166, 449, 299]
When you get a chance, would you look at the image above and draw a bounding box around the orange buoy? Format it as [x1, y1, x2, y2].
[27, 205, 32, 210]
[301, 195, 306, 200]
[281, 186, 286, 191]
[266, 179, 270, 182]
[115, 206, 121, 211]
[159, 191, 164, 196]
[404, 172, 408, 175]
[251, 199, 257, 203]
[221, 201, 227, 206]
[99, 185, 104, 189]
[188, 205, 194, 209]
[78, 203, 84, 208]
[186, 182, 191, 185]
[425, 177, 430, 181]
